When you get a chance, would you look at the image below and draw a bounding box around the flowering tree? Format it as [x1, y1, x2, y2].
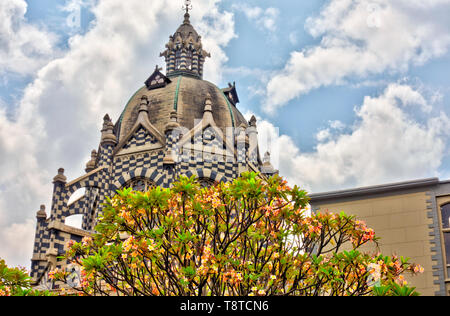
[0, 259, 52, 296]
[53, 172, 423, 296]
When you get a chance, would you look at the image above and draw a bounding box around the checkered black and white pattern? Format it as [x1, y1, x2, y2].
[123, 127, 158, 149]
[112, 150, 165, 187]
[49, 167, 109, 224]
[31, 110, 264, 285]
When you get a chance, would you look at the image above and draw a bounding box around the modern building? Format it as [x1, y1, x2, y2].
[310, 177, 450, 296]
[30, 7, 277, 288]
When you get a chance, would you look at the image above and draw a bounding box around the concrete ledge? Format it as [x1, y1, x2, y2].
[31, 254, 47, 261]
[47, 221, 92, 237]
[310, 178, 439, 204]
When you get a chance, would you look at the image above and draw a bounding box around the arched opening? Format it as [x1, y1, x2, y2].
[66, 188, 86, 229]
[65, 214, 83, 229]
[68, 188, 85, 205]
[198, 177, 216, 188]
[186, 50, 193, 70]
[124, 177, 156, 192]
[175, 50, 182, 69]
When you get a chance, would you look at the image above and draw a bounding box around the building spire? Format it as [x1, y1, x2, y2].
[183, 0, 192, 15]
[160, 0, 210, 79]
[182, 0, 192, 24]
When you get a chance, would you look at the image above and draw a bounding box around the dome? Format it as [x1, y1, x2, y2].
[115, 76, 248, 142]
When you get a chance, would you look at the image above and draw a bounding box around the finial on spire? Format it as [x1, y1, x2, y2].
[53, 168, 67, 184]
[182, 0, 192, 15]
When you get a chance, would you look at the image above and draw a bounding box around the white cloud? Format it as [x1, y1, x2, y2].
[0, 0, 235, 267]
[264, 0, 450, 113]
[232, 4, 279, 32]
[0, 0, 57, 77]
[288, 31, 299, 46]
[316, 120, 346, 143]
[0, 219, 35, 268]
[316, 129, 332, 143]
[255, 84, 450, 193]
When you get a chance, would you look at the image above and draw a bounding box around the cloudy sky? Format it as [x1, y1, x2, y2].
[1, 0, 450, 268]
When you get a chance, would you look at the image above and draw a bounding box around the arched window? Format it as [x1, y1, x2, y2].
[175, 50, 182, 69]
[198, 177, 216, 188]
[440, 203, 450, 270]
[124, 178, 155, 192]
[186, 50, 193, 70]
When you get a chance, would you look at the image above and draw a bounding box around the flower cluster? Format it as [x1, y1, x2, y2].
[354, 220, 376, 244]
[0, 287, 11, 296]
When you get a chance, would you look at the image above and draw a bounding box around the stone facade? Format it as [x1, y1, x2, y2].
[30, 10, 277, 288]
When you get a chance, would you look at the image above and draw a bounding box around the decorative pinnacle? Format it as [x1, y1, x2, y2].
[85, 150, 98, 173]
[53, 168, 67, 184]
[138, 95, 149, 113]
[101, 113, 117, 145]
[36, 205, 47, 219]
[165, 111, 181, 133]
[204, 94, 212, 113]
[249, 115, 257, 127]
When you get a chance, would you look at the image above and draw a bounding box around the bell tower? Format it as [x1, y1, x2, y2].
[160, 0, 210, 79]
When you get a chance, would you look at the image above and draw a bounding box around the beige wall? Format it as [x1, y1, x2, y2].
[315, 191, 438, 296]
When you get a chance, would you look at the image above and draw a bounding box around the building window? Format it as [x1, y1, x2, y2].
[445, 233, 450, 268]
[175, 50, 182, 69]
[440, 204, 450, 275]
[124, 178, 155, 192]
[442, 204, 450, 229]
[186, 50, 193, 70]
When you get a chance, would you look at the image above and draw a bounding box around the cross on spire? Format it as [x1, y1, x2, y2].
[182, 0, 192, 14]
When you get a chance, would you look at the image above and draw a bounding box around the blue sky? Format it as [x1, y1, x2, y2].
[1, 0, 450, 268]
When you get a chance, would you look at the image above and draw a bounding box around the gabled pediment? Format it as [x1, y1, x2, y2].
[178, 96, 236, 159]
[179, 119, 235, 159]
[145, 66, 171, 90]
[122, 126, 158, 149]
[114, 118, 165, 156]
[222, 82, 240, 106]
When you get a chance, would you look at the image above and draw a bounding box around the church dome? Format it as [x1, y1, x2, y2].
[115, 76, 248, 142]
